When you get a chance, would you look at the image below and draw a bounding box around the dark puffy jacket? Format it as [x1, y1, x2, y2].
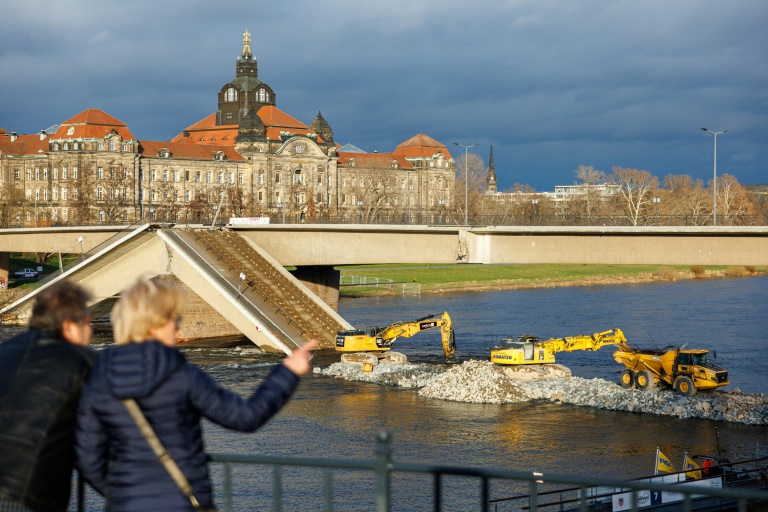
[75, 341, 298, 512]
[0, 329, 95, 512]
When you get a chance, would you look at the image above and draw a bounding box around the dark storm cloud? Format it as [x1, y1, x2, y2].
[1, 0, 765, 190]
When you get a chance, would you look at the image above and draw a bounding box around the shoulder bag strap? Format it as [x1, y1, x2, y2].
[122, 398, 203, 509]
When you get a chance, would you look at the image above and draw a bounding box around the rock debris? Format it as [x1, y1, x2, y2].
[314, 359, 768, 426]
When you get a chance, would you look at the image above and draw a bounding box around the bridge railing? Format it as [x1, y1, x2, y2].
[6, 213, 767, 229]
[25, 217, 155, 293]
[74, 432, 768, 511]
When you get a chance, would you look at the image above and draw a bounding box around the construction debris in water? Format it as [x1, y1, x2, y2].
[313, 360, 768, 426]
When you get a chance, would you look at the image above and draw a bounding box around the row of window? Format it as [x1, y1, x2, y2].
[223, 87, 270, 103]
[339, 176, 451, 190]
[16, 167, 80, 180]
[52, 141, 129, 152]
[137, 169, 246, 184]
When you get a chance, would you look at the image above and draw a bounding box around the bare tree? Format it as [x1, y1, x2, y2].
[0, 182, 25, 228]
[717, 174, 751, 224]
[154, 180, 180, 222]
[100, 166, 133, 223]
[187, 191, 212, 223]
[454, 152, 486, 222]
[354, 163, 398, 222]
[226, 185, 248, 218]
[609, 167, 659, 226]
[663, 174, 710, 225]
[72, 166, 96, 224]
[573, 164, 606, 218]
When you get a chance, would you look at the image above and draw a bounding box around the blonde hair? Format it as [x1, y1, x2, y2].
[112, 277, 185, 345]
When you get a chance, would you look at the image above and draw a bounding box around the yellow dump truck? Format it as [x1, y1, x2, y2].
[613, 344, 729, 396]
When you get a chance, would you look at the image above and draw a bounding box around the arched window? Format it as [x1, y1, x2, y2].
[293, 170, 303, 185]
[226, 88, 237, 102]
[258, 89, 266, 102]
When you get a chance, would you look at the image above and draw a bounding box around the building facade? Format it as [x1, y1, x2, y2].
[0, 31, 455, 226]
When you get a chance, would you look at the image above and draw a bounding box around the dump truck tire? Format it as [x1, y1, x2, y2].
[619, 369, 635, 388]
[674, 376, 697, 396]
[636, 370, 656, 391]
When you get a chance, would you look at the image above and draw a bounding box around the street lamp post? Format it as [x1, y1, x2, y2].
[701, 128, 728, 226]
[653, 197, 660, 225]
[532, 198, 539, 226]
[453, 142, 479, 225]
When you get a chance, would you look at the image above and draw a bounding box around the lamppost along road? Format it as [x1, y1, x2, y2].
[701, 128, 727, 226]
[453, 142, 478, 225]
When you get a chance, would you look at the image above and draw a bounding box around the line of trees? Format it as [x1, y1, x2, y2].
[454, 157, 767, 226]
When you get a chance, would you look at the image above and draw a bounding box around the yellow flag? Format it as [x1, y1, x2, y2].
[684, 454, 702, 479]
[657, 450, 675, 473]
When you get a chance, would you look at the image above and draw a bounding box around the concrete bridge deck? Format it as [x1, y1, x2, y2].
[2, 224, 765, 267]
[1, 223, 765, 352]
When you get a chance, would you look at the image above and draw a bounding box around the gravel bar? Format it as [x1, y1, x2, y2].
[314, 359, 768, 425]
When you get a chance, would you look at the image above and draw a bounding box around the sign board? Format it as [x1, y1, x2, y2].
[228, 217, 270, 225]
[612, 477, 722, 511]
[37, 266, 43, 272]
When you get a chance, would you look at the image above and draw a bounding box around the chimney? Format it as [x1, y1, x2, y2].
[10, 132, 17, 142]
[183, 130, 190, 140]
[39, 129, 47, 140]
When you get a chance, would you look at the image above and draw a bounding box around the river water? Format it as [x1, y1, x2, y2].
[2, 275, 764, 511]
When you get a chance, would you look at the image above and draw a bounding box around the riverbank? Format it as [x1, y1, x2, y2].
[339, 264, 768, 297]
[315, 360, 768, 426]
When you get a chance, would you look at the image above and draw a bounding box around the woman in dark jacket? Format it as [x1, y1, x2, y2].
[75, 277, 316, 512]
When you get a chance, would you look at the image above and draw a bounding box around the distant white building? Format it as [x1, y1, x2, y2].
[551, 183, 621, 205]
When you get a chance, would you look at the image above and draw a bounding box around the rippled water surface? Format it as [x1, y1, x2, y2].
[6, 275, 761, 510]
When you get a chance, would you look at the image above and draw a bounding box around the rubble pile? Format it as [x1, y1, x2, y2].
[314, 360, 768, 425]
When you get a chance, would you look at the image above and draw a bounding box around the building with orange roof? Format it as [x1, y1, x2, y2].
[1, 31, 456, 226]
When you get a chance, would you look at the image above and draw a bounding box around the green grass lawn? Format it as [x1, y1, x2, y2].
[336, 264, 763, 297]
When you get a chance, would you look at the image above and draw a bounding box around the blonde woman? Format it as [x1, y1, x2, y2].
[75, 277, 316, 512]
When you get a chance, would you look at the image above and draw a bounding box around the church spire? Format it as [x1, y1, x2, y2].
[486, 145, 498, 193]
[242, 30, 253, 61]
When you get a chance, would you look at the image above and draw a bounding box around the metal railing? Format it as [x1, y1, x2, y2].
[73, 433, 767, 511]
[260, 213, 768, 227]
[4, 213, 767, 229]
[10, 217, 154, 298]
[199, 433, 765, 512]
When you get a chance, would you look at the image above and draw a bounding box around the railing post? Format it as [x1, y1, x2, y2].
[375, 431, 392, 512]
[223, 461, 232, 512]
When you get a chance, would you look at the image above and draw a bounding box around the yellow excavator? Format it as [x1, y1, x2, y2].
[490, 328, 627, 366]
[335, 312, 456, 365]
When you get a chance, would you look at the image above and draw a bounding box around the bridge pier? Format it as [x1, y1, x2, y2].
[291, 265, 341, 312]
[157, 275, 243, 341]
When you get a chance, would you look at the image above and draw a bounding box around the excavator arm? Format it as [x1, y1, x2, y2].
[375, 312, 456, 360]
[542, 328, 627, 354]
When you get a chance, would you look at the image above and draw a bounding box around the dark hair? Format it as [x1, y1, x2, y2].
[28, 281, 91, 335]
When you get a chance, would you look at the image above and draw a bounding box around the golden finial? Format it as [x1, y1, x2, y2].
[242, 29, 252, 60]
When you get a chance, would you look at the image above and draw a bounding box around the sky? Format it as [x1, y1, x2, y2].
[1, 0, 766, 191]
